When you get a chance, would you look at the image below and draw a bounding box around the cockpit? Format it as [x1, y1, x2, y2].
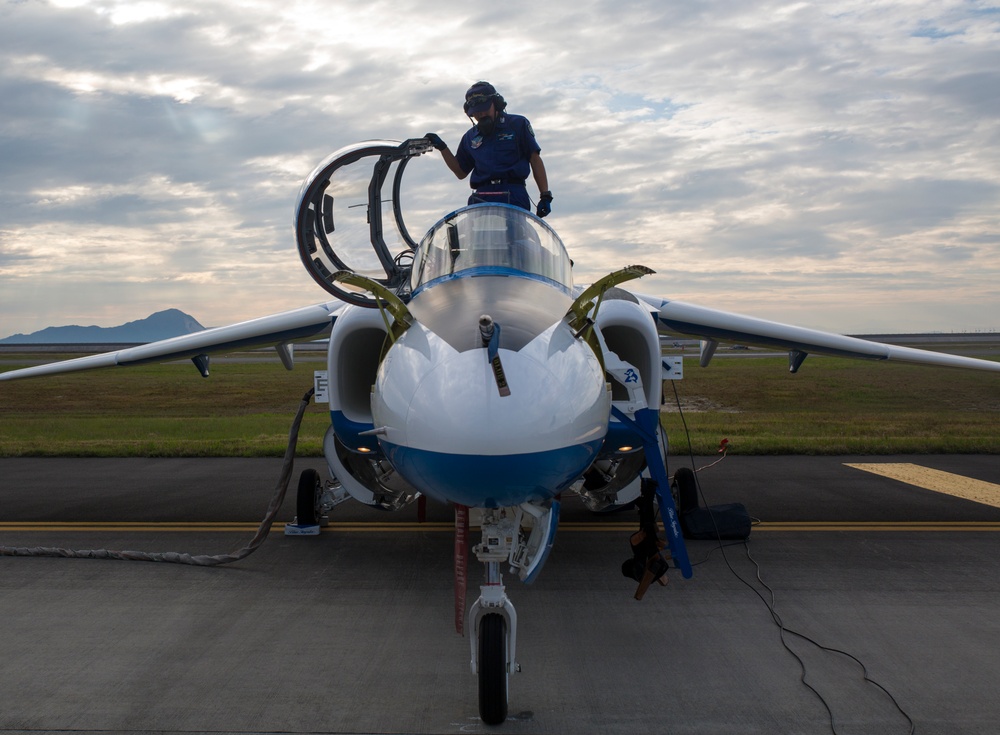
[410, 204, 573, 297]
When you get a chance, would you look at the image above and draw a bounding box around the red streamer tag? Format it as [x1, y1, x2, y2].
[454, 504, 469, 635]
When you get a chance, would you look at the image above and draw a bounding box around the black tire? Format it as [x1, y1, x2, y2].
[296, 468, 322, 526]
[478, 613, 508, 725]
[673, 466, 698, 514]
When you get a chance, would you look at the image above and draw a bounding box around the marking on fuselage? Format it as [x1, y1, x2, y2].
[845, 463, 1000, 509]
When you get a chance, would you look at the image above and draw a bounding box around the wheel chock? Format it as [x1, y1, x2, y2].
[284, 522, 321, 536]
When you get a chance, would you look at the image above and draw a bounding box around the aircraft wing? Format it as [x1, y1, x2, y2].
[635, 294, 1000, 373]
[0, 301, 343, 381]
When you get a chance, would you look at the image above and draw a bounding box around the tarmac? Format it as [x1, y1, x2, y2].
[1, 455, 999, 735]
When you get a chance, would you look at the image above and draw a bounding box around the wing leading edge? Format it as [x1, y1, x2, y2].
[3, 293, 996, 381]
[0, 301, 343, 382]
[636, 295, 1000, 374]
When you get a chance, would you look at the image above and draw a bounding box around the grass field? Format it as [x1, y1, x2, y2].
[1, 350, 999, 456]
[659, 354, 1000, 454]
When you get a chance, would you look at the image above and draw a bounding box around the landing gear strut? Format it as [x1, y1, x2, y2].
[286, 468, 350, 534]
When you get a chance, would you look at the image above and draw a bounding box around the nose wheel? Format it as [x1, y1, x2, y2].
[466, 503, 556, 724]
[478, 612, 509, 725]
[469, 559, 517, 726]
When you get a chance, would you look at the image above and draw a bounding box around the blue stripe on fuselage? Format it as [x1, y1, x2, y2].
[379, 439, 603, 508]
[411, 266, 573, 298]
[330, 410, 378, 453]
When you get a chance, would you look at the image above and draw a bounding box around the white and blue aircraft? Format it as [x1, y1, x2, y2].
[3, 139, 999, 724]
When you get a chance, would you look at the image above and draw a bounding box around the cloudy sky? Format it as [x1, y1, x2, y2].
[2, 0, 999, 338]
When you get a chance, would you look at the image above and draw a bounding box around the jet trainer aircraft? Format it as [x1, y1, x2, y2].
[3, 139, 999, 724]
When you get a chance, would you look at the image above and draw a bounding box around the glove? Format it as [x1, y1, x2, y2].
[536, 191, 553, 218]
[424, 132, 447, 151]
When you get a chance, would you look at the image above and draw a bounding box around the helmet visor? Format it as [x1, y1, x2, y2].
[464, 93, 494, 116]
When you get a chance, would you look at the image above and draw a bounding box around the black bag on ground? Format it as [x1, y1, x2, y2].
[673, 467, 752, 541]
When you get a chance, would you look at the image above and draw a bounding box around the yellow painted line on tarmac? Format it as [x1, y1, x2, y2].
[321, 522, 454, 532]
[0, 521, 635, 533]
[754, 521, 1000, 532]
[4, 521, 1000, 534]
[0, 521, 455, 533]
[0, 522, 264, 533]
[846, 463, 1000, 509]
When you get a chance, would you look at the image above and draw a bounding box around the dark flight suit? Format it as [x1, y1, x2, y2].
[455, 113, 541, 211]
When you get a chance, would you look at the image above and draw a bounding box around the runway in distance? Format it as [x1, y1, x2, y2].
[2, 139, 999, 724]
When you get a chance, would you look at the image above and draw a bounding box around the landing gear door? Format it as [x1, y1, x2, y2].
[295, 139, 432, 307]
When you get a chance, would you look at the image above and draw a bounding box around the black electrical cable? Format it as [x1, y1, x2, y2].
[685, 538, 747, 568]
[739, 541, 916, 735]
[0, 387, 315, 566]
[666, 378, 915, 734]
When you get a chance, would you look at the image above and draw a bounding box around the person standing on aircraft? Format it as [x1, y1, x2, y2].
[425, 81, 553, 217]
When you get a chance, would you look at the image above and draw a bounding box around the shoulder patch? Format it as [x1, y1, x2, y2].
[527, 121, 535, 137]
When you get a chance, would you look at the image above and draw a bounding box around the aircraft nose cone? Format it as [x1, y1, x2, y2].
[371, 322, 609, 506]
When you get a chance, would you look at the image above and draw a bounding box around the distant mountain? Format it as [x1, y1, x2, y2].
[0, 309, 206, 344]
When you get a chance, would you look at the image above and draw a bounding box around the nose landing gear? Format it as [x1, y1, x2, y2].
[466, 502, 558, 724]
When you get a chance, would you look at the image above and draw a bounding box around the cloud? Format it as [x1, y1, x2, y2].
[0, 0, 998, 337]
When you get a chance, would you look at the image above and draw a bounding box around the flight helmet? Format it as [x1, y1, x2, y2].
[464, 81, 506, 116]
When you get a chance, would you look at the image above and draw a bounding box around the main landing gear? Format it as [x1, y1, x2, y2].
[285, 468, 350, 535]
[467, 503, 559, 725]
